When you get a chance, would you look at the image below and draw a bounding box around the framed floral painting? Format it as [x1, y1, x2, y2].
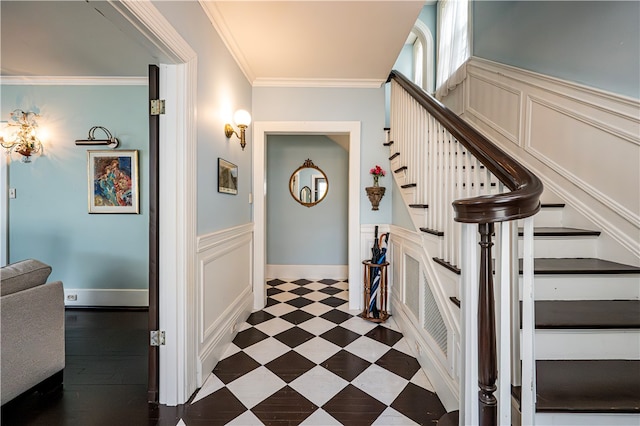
[88, 150, 139, 214]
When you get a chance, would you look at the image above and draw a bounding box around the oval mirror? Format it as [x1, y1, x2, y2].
[289, 159, 329, 207]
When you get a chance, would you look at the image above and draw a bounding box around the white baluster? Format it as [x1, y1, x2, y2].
[521, 216, 536, 425]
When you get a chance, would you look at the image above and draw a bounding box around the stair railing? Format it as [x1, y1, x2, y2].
[387, 70, 543, 426]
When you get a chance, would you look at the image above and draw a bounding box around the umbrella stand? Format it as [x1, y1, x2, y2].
[360, 259, 390, 323]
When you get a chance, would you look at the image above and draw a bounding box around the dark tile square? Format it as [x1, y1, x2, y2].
[318, 286, 342, 295]
[183, 387, 247, 424]
[274, 327, 315, 348]
[320, 350, 371, 382]
[318, 278, 339, 285]
[285, 297, 314, 309]
[232, 327, 269, 349]
[375, 348, 421, 380]
[266, 297, 279, 307]
[365, 325, 403, 347]
[319, 296, 346, 308]
[322, 384, 386, 426]
[290, 286, 313, 296]
[252, 385, 318, 426]
[280, 310, 315, 325]
[390, 382, 446, 425]
[321, 309, 353, 324]
[265, 351, 316, 383]
[292, 279, 312, 286]
[246, 311, 275, 326]
[319, 326, 360, 348]
[267, 279, 286, 286]
[267, 287, 284, 296]
[213, 352, 260, 384]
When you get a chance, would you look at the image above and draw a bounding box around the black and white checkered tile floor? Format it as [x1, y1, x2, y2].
[177, 278, 446, 425]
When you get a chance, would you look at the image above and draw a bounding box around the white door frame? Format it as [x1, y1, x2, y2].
[111, 1, 198, 406]
[252, 121, 362, 310]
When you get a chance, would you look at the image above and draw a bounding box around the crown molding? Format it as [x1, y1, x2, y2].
[0, 76, 148, 86]
[252, 77, 385, 89]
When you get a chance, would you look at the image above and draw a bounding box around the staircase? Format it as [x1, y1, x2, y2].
[385, 71, 640, 425]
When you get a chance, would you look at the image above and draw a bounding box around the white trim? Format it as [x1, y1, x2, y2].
[412, 19, 435, 94]
[63, 289, 149, 307]
[253, 121, 361, 311]
[0, 156, 7, 267]
[266, 264, 348, 280]
[112, 0, 198, 406]
[197, 223, 254, 253]
[252, 78, 385, 89]
[0, 76, 148, 86]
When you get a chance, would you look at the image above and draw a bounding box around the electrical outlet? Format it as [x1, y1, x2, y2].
[66, 294, 78, 301]
[9, 188, 16, 199]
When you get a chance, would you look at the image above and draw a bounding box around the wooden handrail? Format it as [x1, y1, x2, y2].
[388, 70, 543, 223]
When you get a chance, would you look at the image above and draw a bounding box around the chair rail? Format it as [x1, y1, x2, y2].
[388, 70, 543, 223]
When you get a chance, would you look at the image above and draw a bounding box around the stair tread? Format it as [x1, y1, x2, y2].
[519, 227, 601, 237]
[521, 258, 640, 275]
[513, 360, 640, 413]
[437, 411, 459, 426]
[530, 300, 640, 329]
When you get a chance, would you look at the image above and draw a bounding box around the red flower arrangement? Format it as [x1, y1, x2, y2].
[369, 165, 386, 187]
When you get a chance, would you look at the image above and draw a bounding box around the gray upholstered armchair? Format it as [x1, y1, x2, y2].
[1, 259, 65, 405]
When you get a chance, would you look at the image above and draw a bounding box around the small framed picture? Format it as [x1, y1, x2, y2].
[218, 158, 238, 195]
[88, 150, 139, 214]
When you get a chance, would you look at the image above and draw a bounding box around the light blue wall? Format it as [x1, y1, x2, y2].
[153, 1, 253, 235]
[2, 85, 148, 290]
[266, 135, 348, 265]
[473, 1, 640, 99]
[253, 86, 390, 224]
[391, 179, 415, 231]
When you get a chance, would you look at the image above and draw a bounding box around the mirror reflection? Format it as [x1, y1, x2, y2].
[289, 159, 328, 207]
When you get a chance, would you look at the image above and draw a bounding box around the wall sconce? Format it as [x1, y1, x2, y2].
[0, 109, 43, 163]
[224, 109, 251, 151]
[75, 126, 119, 149]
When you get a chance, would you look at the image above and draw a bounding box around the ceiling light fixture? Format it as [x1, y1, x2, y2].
[224, 109, 252, 151]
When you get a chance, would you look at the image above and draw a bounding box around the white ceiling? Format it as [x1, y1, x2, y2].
[1, 0, 424, 87]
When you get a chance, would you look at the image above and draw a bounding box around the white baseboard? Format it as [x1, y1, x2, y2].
[197, 286, 253, 386]
[266, 264, 347, 280]
[63, 288, 148, 307]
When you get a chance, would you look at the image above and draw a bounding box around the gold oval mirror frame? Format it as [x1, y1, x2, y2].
[289, 159, 329, 208]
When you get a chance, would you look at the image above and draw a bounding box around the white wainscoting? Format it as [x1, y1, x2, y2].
[388, 224, 460, 411]
[63, 288, 148, 307]
[196, 223, 254, 386]
[461, 57, 640, 264]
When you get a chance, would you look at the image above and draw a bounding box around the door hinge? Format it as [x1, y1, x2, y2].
[150, 330, 165, 346]
[150, 99, 165, 115]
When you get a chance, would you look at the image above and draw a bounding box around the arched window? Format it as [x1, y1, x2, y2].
[411, 20, 435, 94]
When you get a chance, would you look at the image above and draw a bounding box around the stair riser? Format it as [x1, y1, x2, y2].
[518, 275, 640, 301]
[518, 237, 597, 258]
[534, 412, 640, 426]
[518, 208, 564, 227]
[530, 330, 640, 360]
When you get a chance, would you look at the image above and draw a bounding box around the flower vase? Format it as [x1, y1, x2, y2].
[373, 175, 379, 187]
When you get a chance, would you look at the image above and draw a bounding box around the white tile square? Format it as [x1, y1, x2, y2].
[263, 302, 298, 317]
[340, 316, 379, 335]
[300, 302, 333, 316]
[297, 317, 336, 336]
[392, 337, 415, 357]
[238, 322, 253, 332]
[300, 408, 342, 425]
[333, 281, 349, 290]
[302, 291, 330, 302]
[225, 410, 262, 425]
[304, 282, 326, 291]
[275, 282, 299, 291]
[294, 337, 341, 364]
[381, 316, 402, 332]
[222, 343, 242, 360]
[290, 366, 348, 407]
[344, 336, 391, 363]
[254, 317, 294, 336]
[243, 337, 291, 365]
[226, 366, 286, 409]
[191, 373, 225, 403]
[372, 407, 419, 425]
[351, 364, 409, 405]
[335, 290, 349, 301]
[271, 291, 298, 303]
[410, 368, 435, 392]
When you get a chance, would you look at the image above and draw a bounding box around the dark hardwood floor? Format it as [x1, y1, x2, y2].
[1, 309, 182, 426]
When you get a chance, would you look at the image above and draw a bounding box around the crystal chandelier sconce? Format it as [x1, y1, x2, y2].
[0, 109, 43, 163]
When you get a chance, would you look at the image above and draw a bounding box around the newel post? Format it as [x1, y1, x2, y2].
[478, 222, 497, 426]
